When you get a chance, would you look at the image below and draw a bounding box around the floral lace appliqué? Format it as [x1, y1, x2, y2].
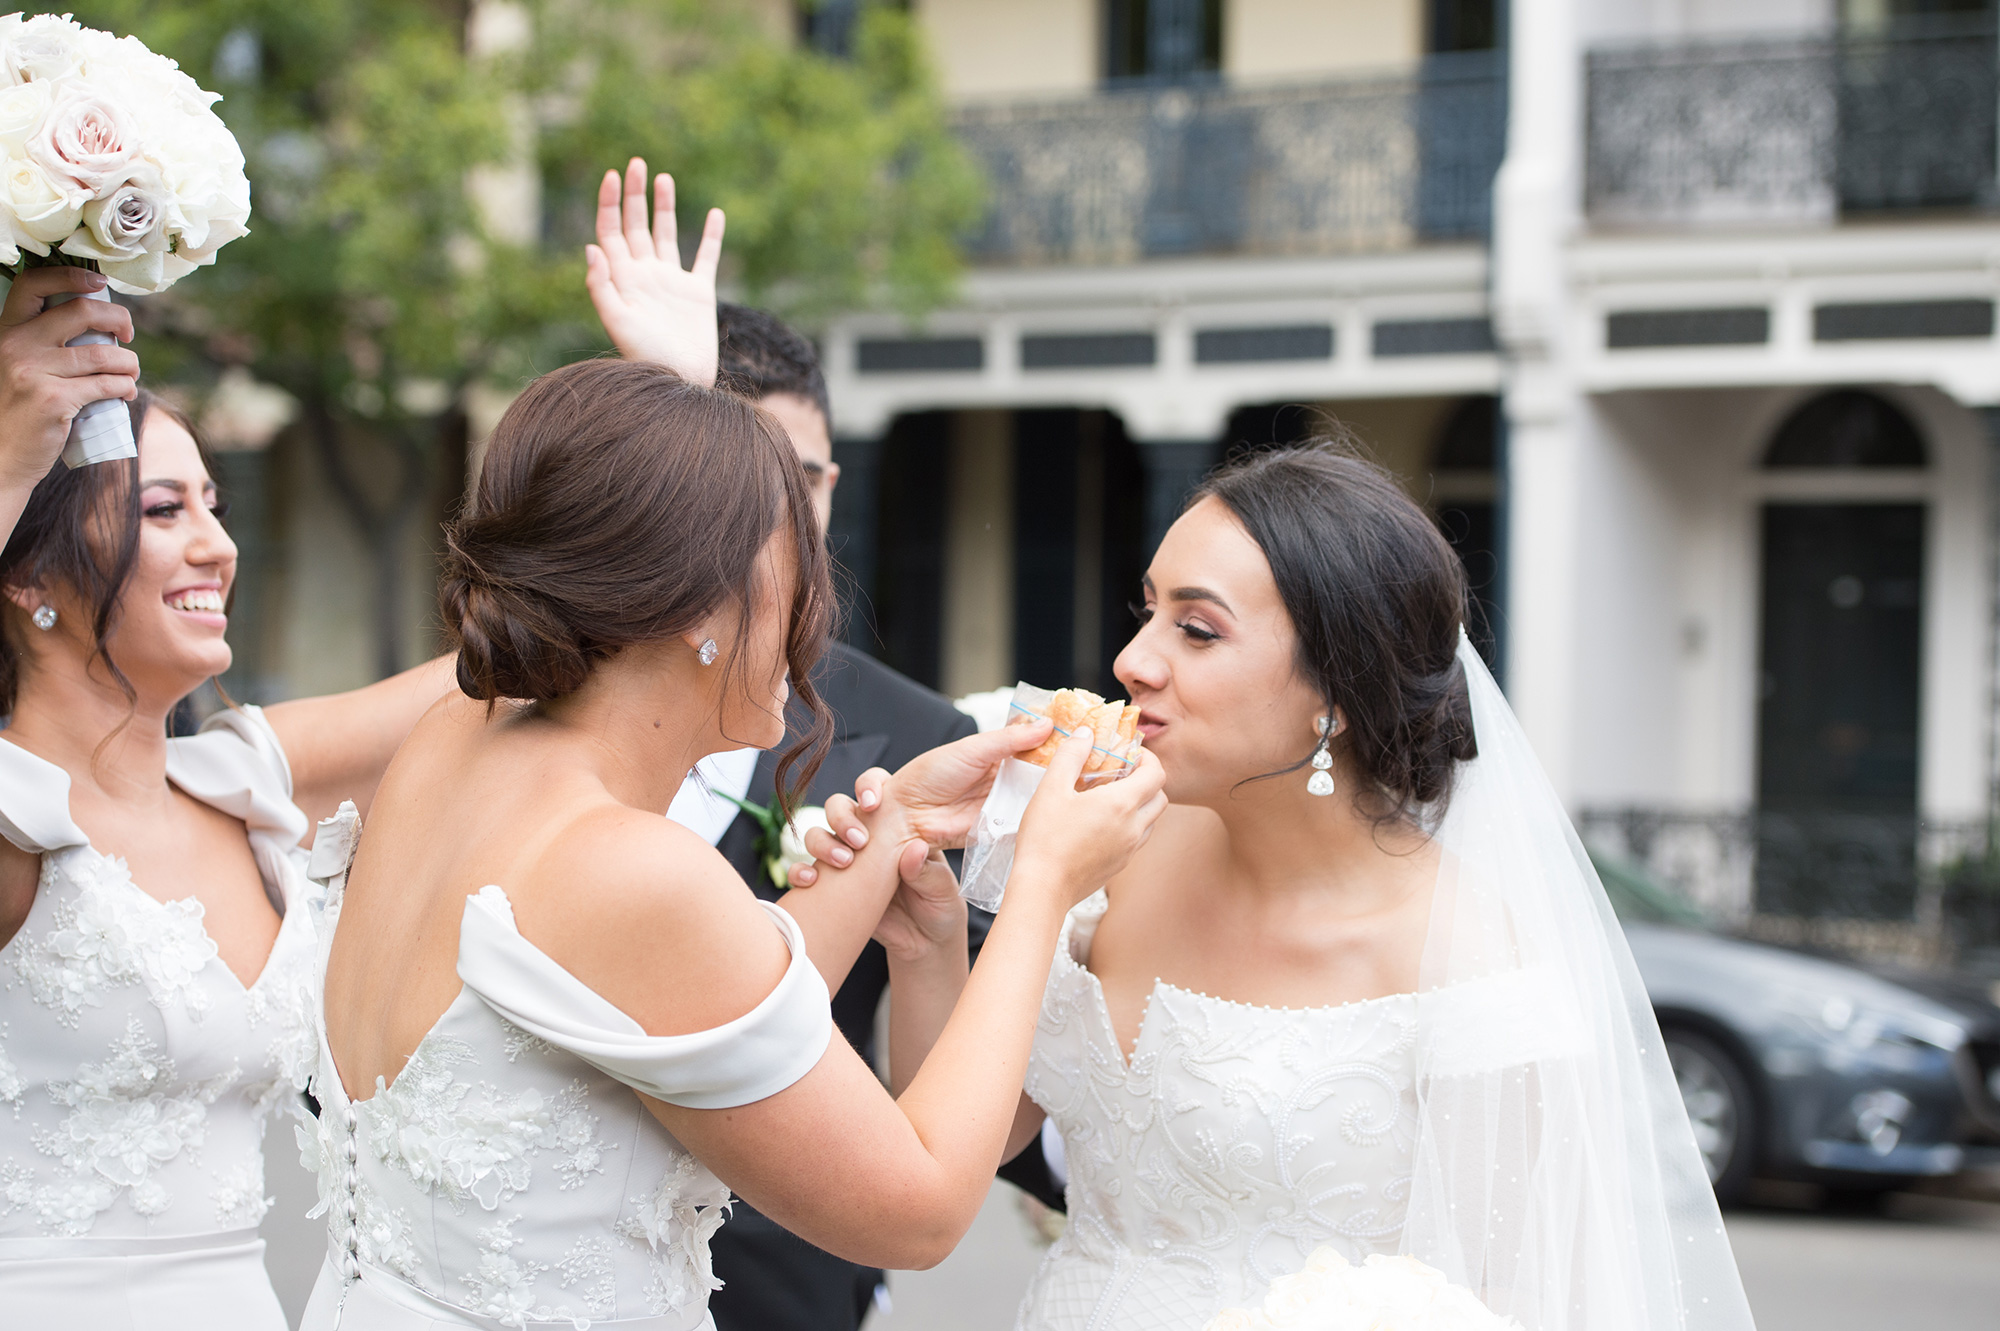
[548, 1081, 614, 1191]
[211, 1160, 272, 1226]
[616, 1151, 732, 1315]
[23, 1016, 233, 1233]
[502, 1022, 552, 1064]
[461, 1214, 553, 1328]
[0, 1029, 23, 1111]
[363, 1034, 551, 1212]
[247, 962, 318, 1116]
[555, 1235, 618, 1320]
[11, 853, 217, 1026]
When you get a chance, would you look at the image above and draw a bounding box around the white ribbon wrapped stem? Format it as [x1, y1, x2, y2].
[46, 286, 136, 467]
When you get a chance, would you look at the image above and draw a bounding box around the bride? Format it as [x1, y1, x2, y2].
[806, 445, 1756, 1331]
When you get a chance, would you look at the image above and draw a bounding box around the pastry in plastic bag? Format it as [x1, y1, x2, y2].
[1016, 687, 1141, 782]
[961, 682, 1146, 910]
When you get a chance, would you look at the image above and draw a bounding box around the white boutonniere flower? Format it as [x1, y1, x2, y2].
[767, 806, 831, 889]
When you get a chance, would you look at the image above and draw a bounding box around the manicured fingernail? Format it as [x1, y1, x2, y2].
[843, 825, 868, 849]
[795, 866, 816, 885]
[860, 790, 879, 809]
[87, 272, 106, 287]
[829, 845, 853, 867]
[1076, 728, 1094, 747]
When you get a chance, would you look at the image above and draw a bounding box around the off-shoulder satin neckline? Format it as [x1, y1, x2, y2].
[1058, 891, 1419, 1071]
[323, 884, 831, 1112]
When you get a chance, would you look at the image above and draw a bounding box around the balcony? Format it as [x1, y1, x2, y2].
[955, 50, 1506, 267]
[1579, 806, 1998, 968]
[1587, 19, 1999, 228]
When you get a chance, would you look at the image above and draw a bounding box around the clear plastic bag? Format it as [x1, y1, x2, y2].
[958, 682, 1142, 911]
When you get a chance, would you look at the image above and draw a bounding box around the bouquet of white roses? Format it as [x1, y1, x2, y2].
[0, 13, 251, 465]
[1206, 1249, 1525, 1331]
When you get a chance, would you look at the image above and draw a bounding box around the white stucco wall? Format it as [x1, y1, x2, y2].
[1562, 385, 1992, 822]
[914, 0, 1097, 101]
[1580, 0, 1834, 42]
[1224, 0, 1425, 81]
[1568, 394, 1686, 807]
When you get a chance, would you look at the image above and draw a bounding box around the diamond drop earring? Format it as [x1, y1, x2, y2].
[30, 605, 56, 632]
[1307, 715, 1338, 797]
[697, 638, 718, 666]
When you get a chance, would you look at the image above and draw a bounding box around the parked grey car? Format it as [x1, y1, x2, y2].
[1596, 857, 2000, 1205]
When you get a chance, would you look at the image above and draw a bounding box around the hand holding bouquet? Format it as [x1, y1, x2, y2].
[0, 13, 251, 465]
[1206, 1249, 1524, 1331]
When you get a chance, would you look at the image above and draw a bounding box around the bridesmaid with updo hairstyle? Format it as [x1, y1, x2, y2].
[306, 162, 1167, 1330]
[0, 265, 463, 1328]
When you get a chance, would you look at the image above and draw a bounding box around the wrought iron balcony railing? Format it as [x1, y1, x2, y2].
[1587, 19, 2000, 227]
[1579, 805, 2000, 967]
[955, 50, 1506, 267]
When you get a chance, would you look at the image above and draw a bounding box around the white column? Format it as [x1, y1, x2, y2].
[1504, 376, 1586, 801]
[465, 2, 538, 246]
[1493, 0, 1587, 801]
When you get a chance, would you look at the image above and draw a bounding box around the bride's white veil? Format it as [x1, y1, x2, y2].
[1401, 634, 1755, 1331]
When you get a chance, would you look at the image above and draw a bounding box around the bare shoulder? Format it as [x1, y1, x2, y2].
[504, 806, 792, 1040]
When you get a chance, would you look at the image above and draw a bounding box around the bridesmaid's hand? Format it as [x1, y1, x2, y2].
[1013, 730, 1167, 907]
[872, 846, 966, 964]
[584, 157, 724, 388]
[785, 721, 1055, 887]
[0, 266, 137, 490]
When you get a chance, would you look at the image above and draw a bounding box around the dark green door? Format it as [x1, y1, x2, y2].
[1755, 503, 1924, 917]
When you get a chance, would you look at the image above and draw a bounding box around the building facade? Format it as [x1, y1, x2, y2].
[823, 0, 2000, 948]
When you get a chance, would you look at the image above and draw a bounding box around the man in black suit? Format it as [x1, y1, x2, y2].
[682, 305, 990, 1331]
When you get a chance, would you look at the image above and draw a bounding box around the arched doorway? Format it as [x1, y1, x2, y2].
[1755, 390, 1928, 919]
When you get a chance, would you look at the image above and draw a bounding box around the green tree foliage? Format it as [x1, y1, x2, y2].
[63, 0, 982, 675]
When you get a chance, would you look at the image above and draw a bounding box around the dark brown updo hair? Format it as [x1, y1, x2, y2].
[439, 358, 833, 808]
[0, 388, 212, 712]
[1191, 441, 1477, 823]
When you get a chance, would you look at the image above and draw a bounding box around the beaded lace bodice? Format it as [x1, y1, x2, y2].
[302, 828, 833, 1331]
[1019, 891, 1420, 1331]
[0, 708, 318, 1243]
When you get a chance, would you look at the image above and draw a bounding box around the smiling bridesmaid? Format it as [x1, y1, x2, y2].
[0, 267, 459, 1328]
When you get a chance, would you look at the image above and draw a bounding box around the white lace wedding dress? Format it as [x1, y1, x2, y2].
[299, 811, 833, 1331]
[1019, 890, 1580, 1331]
[1017, 890, 1421, 1330]
[0, 707, 319, 1330]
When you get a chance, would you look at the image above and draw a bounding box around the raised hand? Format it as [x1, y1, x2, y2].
[0, 266, 137, 491]
[584, 157, 725, 388]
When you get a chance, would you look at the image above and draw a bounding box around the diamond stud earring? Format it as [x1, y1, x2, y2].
[30, 605, 56, 632]
[697, 638, 718, 666]
[1307, 715, 1338, 797]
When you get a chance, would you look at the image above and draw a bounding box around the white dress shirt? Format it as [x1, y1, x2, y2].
[666, 747, 762, 847]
